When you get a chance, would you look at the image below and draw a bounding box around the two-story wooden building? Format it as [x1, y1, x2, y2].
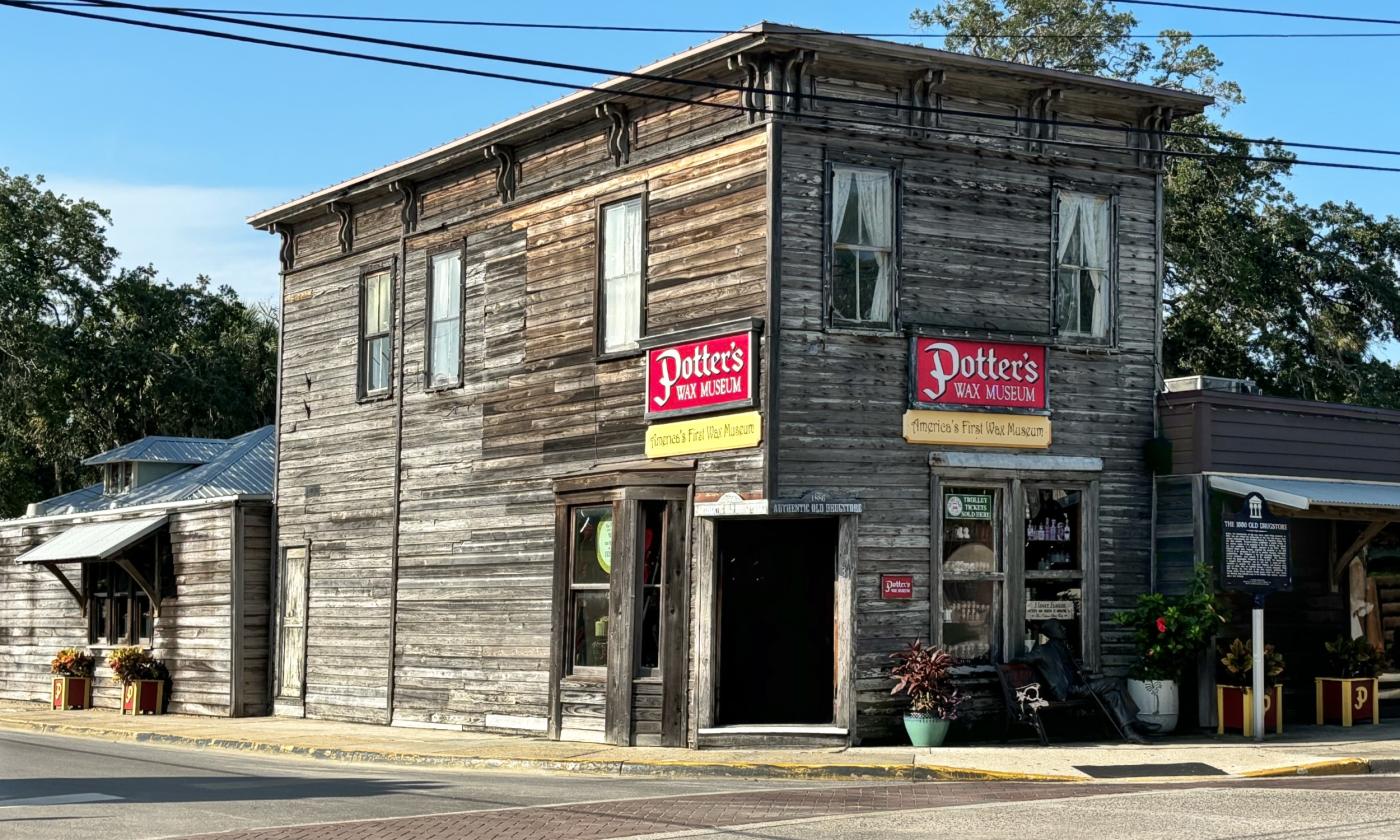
[250, 24, 1208, 746]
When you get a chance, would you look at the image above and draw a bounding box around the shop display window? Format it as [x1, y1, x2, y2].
[940, 486, 1002, 663]
[569, 505, 613, 671]
[1023, 487, 1086, 659]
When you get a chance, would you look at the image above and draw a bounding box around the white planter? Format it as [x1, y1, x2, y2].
[1127, 678, 1179, 734]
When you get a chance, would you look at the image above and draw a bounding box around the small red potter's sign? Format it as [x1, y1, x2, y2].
[646, 330, 756, 420]
[910, 337, 1047, 411]
[881, 574, 914, 600]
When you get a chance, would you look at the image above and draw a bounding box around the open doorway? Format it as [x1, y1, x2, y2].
[715, 518, 837, 725]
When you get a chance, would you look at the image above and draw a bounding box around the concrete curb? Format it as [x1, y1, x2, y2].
[0, 716, 1380, 784]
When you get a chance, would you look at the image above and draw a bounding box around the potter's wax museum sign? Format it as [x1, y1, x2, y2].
[910, 337, 1048, 411]
[646, 330, 755, 420]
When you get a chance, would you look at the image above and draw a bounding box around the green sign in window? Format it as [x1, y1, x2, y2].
[945, 492, 993, 520]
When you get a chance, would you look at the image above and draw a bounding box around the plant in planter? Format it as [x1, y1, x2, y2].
[1114, 564, 1228, 734]
[890, 640, 964, 747]
[1316, 636, 1388, 727]
[107, 647, 169, 715]
[50, 647, 95, 711]
[1217, 638, 1285, 736]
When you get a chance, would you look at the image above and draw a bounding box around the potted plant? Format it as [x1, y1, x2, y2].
[1115, 565, 1228, 734]
[50, 647, 95, 710]
[1316, 636, 1387, 727]
[890, 640, 964, 747]
[1216, 638, 1285, 736]
[107, 646, 168, 715]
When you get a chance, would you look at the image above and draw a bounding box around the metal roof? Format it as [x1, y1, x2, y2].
[82, 435, 229, 466]
[1209, 474, 1400, 512]
[29, 426, 274, 518]
[14, 515, 168, 564]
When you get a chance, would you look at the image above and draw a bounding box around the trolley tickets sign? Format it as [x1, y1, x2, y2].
[910, 337, 1048, 411]
[646, 329, 756, 420]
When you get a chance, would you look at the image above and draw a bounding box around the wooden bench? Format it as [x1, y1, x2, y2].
[996, 661, 1119, 745]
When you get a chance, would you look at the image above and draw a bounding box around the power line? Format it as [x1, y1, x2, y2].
[47, 0, 1400, 162]
[1117, 0, 1400, 27]
[7, 0, 1400, 174]
[30, 1, 1400, 39]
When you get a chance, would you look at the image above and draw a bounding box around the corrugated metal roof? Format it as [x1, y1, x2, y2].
[15, 515, 168, 564]
[83, 435, 229, 466]
[1209, 474, 1400, 512]
[28, 426, 274, 518]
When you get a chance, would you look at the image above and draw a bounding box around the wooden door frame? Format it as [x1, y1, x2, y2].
[272, 540, 310, 717]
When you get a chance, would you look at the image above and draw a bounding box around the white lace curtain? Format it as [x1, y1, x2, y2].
[1056, 191, 1110, 337]
[831, 167, 893, 323]
[603, 199, 643, 352]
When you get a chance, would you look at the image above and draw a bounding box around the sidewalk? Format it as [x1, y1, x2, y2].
[3, 700, 1398, 783]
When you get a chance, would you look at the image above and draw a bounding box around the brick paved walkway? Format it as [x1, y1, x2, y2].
[179, 776, 1400, 840]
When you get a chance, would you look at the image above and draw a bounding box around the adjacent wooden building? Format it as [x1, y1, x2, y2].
[250, 25, 1208, 745]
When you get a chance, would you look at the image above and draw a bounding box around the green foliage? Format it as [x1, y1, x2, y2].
[105, 646, 167, 684]
[912, 1, 1400, 408]
[50, 647, 95, 678]
[890, 640, 965, 719]
[1114, 564, 1228, 680]
[0, 169, 276, 516]
[1219, 637, 1285, 687]
[1324, 636, 1388, 679]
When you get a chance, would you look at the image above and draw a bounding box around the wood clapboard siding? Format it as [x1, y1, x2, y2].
[774, 123, 1161, 739]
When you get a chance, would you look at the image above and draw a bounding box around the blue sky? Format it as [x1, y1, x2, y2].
[2, 0, 1398, 306]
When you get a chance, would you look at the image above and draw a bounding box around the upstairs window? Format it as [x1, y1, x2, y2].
[1053, 190, 1114, 340]
[103, 463, 133, 496]
[830, 164, 895, 329]
[598, 197, 644, 354]
[426, 249, 463, 388]
[360, 269, 393, 397]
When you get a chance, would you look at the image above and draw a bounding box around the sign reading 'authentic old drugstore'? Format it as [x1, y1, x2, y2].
[911, 337, 1048, 411]
[646, 330, 755, 420]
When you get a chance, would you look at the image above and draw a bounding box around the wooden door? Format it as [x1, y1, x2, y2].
[276, 544, 309, 711]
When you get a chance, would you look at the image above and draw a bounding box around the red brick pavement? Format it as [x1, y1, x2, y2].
[179, 776, 1400, 840]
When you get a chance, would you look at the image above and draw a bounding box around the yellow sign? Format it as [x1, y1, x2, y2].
[646, 411, 762, 458]
[903, 409, 1051, 449]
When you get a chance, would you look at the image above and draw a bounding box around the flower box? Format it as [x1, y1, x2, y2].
[51, 676, 92, 710]
[1217, 684, 1282, 736]
[1315, 677, 1379, 727]
[121, 679, 164, 715]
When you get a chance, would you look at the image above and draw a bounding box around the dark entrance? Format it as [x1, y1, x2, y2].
[715, 518, 837, 725]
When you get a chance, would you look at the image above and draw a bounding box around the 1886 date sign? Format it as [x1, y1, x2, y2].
[1223, 493, 1292, 594]
[910, 337, 1047, 411]
[646, 330, 756, 420]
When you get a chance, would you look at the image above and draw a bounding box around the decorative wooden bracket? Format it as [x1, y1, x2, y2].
[114, 556, 162, 617]
[728, 49, 817, 121]
[729, 51, 765, 122]
[1332, 520, 1391, 583]
[1137, 105, 1174, 169]
[775, 49, 816, 115]
[269, 222, 294, 272]
[328, 201, 353, 253]
[484, 144, 518, 203]
[909, 68, 946, 130]
[39, 562, 85, 615]
[1027, 87, 1063, 152]
[391, 179, 419, 233]
[595, 103, 633, 167]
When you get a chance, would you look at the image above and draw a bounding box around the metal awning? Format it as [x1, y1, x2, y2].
[15, 515, 167, 564]
[1208, 474, 1400, 512]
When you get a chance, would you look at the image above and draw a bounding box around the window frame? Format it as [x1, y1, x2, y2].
[357, 261, 397, 402]
[593, 190, 649, 360]
[1049, 185, 1119, 346]
[824, 159, 901, 333]
[423, 243, 466, 391]
[85, 561, 153, 647]
[566, 502, 617, 677]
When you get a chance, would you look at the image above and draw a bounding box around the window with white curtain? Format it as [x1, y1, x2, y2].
[600, 197, 644, 354]
[361, 269, 393, 396]
[830, 164, 895, 328]
[1054, 190, 1113, 339]
[426, 249, 462, 388]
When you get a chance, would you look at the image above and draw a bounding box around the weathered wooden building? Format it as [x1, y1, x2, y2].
[0, 428, 274, 716]
[250, 25, 1208, 745]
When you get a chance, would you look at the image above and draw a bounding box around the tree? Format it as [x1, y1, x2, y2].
[0, 169, 276, 516]
[912, 1, 1400, 406]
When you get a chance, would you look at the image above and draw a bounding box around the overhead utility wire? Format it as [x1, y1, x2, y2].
[8, 0, 1400, 174]
[31, 2, 1400, 39]
[43, 0, 1400, 162]
[1117, 0, 1400, 27]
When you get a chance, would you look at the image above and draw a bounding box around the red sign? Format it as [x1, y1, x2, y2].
[910, 337, 1047, 410]
[881, 574, 914, 600]
[646, 330, 756, 420]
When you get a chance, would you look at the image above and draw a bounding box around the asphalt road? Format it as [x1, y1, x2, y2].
[2, 729, 1399, 840]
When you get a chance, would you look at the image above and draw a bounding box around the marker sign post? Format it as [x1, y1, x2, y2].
[1222, 492, 1292, 741]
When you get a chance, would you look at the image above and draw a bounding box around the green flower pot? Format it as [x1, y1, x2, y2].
[903, 715, 951, 747]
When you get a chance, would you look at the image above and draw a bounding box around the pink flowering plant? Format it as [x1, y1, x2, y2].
[889, 641, 964, 720]
[1114, 565, 1228, 681]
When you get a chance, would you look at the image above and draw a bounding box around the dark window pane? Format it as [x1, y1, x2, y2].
[1025, 581, 1082, 660]
[832, 249, 858, 320]
[942, 579, 997, 663]
[1024, 489, 1082, 574]
[572, 506, 613, 584]
[856, 250, 881, 320]
[640, 586, 661, 670]
[571, 591, 609, 668]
